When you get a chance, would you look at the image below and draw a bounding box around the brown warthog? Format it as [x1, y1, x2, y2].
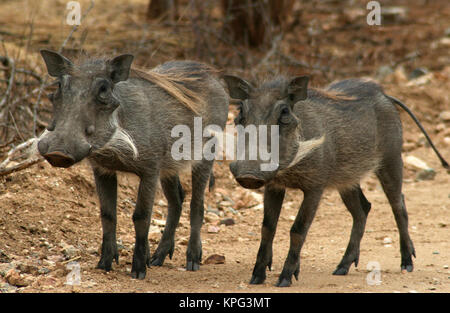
[223, 75, 448, 287]
[38, 50, 229, 279]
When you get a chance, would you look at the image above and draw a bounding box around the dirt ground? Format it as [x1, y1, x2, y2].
[0, 0, 449, 293]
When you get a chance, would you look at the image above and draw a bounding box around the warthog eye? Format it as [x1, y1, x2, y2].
[97, 83, 109, 103]
[279, 105, 291, 125]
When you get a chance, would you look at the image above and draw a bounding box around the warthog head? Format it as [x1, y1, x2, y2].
[37, 50, 135, 167]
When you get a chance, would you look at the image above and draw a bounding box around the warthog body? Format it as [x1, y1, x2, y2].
[38, 50, 229, 279]
[223, 75, 448, 287]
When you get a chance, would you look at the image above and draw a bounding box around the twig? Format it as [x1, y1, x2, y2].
[0, 157, 43, 176]
[0, 56, 16, 109]
[8, 111, 25, 142]
[61, 256, 81, 265]
[0, 137, 37, 168]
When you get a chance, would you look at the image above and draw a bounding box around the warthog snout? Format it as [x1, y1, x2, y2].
[42, 151, 76, 168]
[235, 174, 265, 189]
[230, 161, 266, 189]
[38, 136, 92, 168]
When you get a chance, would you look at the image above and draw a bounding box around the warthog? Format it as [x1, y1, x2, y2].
[223, 74, 449, 287]
[38, 50, 229, 279]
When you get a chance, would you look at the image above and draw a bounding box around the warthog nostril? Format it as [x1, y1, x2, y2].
[236, 174, 265, 189]
[37, 140, 49, 156]
[43, 151, 76, 168]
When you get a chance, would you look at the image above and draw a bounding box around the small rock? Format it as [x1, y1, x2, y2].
[435, 123, 446, 132]
[38, 267, 51, 275]
[249, 191, 263, 203]
[152, 219, 166, 227]
[0, 282, 18, 293]
[444, 137, 450, 146]
[218, 201, 233, 208]
[204, 254, 225, 265]
[0, 250, 11, 263]
[405, 155, 431, 171]
[439, 111, 450, 122]
[17, 262, 39, 275]
[5, 269, 31, 287]
[157, 199, 167, 207]
[32, 276, 58, 288]
[443, 265, 448, 269]
[252, 203, 264, 211]
[0, 263, 15, 277]
[383, 237, 393, 244]
[62, 245, 80, 259]
[432, 251, 440, 255]
[204, 212, 220, 223]
[416, 168, 436, 181]
[219, 218, 235, 226]
[409, 68, 428, 80]
[177, 237, 188, 246]
[406, 73, 433, 87]
[207, 225, 220, 233]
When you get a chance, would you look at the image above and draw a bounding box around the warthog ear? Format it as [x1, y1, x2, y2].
[108, 54, 134, 83]
[40, 50, 73, 77]
[222, 75, 253, 100]
[288, 76, 309, 103]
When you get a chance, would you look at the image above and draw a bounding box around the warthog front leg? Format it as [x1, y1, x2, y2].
[131, 170, 159, 279]
[93, 168, 118, 272]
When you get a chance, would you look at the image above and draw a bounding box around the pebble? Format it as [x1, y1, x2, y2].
[252, 203, 264, 211]
[409, 68, 428, 80]
[439, 111, 450, 122]
[204, 212, 220, 223]
[5, 269, 31, 287]
[443, 265, 448, 269]
[204, 254, 225, 265]
[219, 218, 235, 226]
[0, 249, 11, 263]
[62, 245, 80, 259]
[207, 225, 220, 233]
[0, 282, 18, 293]
[405, 155, 431, 171]
[416, 168, 436, 181]
[383, 237, 393, 244]
[152, 219, 166, 227]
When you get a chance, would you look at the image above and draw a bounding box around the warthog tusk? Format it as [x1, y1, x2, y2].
[286, 135, 325, 168]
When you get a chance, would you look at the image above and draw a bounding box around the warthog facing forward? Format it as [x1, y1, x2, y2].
[38, 50, 229, 279]
[223, 75, 449, 287]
